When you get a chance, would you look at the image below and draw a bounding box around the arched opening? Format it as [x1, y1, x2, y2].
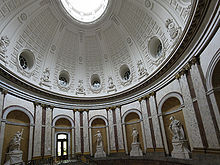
[2, 110, 30, 163]
[55, 118, 72, 160]
[91, 118, 107, 155]
[124, 112, 144, 153]
[161, 97, 188, 155]
[212, 60, 220, 111]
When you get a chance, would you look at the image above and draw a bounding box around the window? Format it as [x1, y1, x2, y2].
[19, 56, 27, 69]
[61, 0, 109, 23]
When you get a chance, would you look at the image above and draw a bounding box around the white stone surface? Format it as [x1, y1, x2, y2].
[171, 140, 190, 159]
[178, 75, 203, 149]
[140, 100, 153, 149]
[44, 107, 52, 156]
[4, 150, 23, 165]
[191, 64, 219, 148]
[75, 111, 81, 153]
[53, 108, 74, 119]
[83, 111, 89, 153]
[115, 107, 124, 150]
[4, 94, 34, 116]
[33, 105, 42, 157]
[130, 143, 143, 156]
[149, 96, 163, 148]
[107, 109, 116, 151]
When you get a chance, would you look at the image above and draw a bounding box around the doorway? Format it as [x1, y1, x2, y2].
[57, 133, 68, 160]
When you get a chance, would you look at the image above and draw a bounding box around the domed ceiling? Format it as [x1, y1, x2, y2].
[0, 0, 193, 100]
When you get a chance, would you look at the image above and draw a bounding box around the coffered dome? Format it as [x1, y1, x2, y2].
[0, 0, 194, 105]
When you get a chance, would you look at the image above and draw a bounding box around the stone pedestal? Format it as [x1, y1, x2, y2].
[130, 143, 143, 156]
[94, 146, 106, 158]
[4, 150, 24, 165]
[171, 140, 190, 159]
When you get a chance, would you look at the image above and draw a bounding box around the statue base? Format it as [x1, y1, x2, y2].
[4, 150, 24, 165]
[130, 142, 143, 156]
[171, 140, 190, 159]
[94, 146, 106, 158]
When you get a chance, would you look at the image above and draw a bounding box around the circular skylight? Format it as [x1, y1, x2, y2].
[61, 0, 109, 23]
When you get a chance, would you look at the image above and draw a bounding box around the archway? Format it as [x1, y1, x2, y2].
[123, 111, 144, 154]
[90, 117, 108, 156]
[54, 117, 73, 160]
[212, 59, 220, 111]
[2, 110, 31, 163]
[160, 96, 188, 155]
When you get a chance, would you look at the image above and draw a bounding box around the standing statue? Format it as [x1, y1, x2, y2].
[94, 130, 106, 158]
[5, 129, 24, 165]
[130, 128, 143, 156]
[107, 77, 117, 92]
[9, 129, 24, 152]
[169, 116, 185, 141]
[132, 128, 139, 143]
[94, 130, 103, 147]
[169, 116, 190, 159]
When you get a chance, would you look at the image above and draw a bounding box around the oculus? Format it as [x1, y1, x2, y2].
[148, 36, 163, 58]
[61, 0, 109, 23]
[19, 49, 35, 71]
[58, 70, 70, 86]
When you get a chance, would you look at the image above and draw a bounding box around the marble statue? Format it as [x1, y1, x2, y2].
[76, 80, 86, 95]
[39, 68, 51, 88]
[107, 77, 117, 92]
[165, 19, 179, 40]
[137, 60, 148, 78]
[130, 128, 143, 156]
[0, 36, 10, 56]
[132, 128, 139, 143]
[94, 130, 106, 158]
[169, 116, 190, 159]
[169, 116, 185, 141]
[4, 129, 24, 165]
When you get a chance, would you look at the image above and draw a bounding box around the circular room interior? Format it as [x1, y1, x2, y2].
[0, 0, 219, 165]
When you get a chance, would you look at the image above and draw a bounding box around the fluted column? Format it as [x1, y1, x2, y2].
[33, 103, 43, 157]
[44, 106, 53, 156]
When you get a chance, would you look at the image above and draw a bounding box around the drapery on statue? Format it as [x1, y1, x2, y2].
[169, 116, 185, 141]
[132, 128, 139, 143]
[8, 129, 24, 152]
[94, 130, 103, 147]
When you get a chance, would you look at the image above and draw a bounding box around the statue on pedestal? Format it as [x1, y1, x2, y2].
[169, 116, 190, 159]
[94, 130, 106, 158]
[130, 128, 143, 156]
[5, 129, 24, 165]
[76, 80, 86, 95]
[107, 77, 117, 93]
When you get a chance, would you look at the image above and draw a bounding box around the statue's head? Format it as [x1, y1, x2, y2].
[170, 116, 175, 121]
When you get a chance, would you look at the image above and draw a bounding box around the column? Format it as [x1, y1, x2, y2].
[0, 120, 6, 164]
[51, 126, 55, 157]
[178, 74, 203, 149]
[83, 111, 89, 154]
[149, 95, 163, 149]
[33, 103, 43, 157]
[107, 108, 116, 152]
[0, 89, 7, 130]
[44, 106, 53, 156]
[139, 99, 153, 151]
[75, 111, 81, 153]
[115, 107, 124, 152]
[190, 63, 219, 148]
[28, 125, 34, 160]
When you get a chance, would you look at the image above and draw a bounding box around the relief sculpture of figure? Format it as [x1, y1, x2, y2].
[132, 128, 139, 143]
[0, 36, 10, 56]
[169, 116, 185, 141]
[8, 129, 24, 152]
[94, 130, 103, 147]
